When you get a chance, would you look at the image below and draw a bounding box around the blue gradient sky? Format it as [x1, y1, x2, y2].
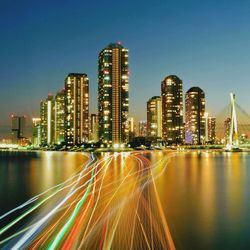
[1, 0, 250, 138]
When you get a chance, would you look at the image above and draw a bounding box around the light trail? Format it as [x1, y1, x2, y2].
[81, 163, 134, 243]
[0, 154, 96, 236]
[9, 155, 113, 249]
[150, 157, 176, 250]
[61, 156, 113, 249]
[48, 168, 95, 250]
[30, 195, 81, 249]
[0, 153, 92, 221]
[80, 157, 113, 243]
[61, 172, 96, 250]
[0, 151, 177, 249]
[80, 152, 172, 246]
[136, 211, 151, 250]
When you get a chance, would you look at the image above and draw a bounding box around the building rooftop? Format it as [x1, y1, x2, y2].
[162, 75, 182, 82]
[67, 73, 88, 77]
[107, 42, 124, 49]
[186, 87, 204, 93]
[149, 96, 161, 100]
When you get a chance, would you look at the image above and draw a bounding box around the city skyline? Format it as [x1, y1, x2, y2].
[1, 2, 250, 249]
[1, 1, 250, 139]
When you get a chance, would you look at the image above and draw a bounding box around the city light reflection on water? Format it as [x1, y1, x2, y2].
[0, 150, 250, 249]
[158, 151, 250, 249]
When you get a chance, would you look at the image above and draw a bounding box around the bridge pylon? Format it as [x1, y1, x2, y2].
[226, 93, 239, 150]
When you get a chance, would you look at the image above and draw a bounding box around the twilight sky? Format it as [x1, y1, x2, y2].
[1, 0, 250, 139]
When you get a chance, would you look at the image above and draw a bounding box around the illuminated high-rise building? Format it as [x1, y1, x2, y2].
[128, 117, 134, 133]
[161, 75, 183, 144]
[98, 43, 129, 145]
[40, 94, 55, 145]
[128, 117, 136, 141]
[147, 96, 162, 138]
[65, 73, 89, 145]
[205, 115, 216, 143]
[89, 114, 99, 142]
[32, 118, 41, 146]
[55, 89, 65, 144]
[11, 115, 26, 144]
[138, 121, 147, 137]
[224, 117, 231, 143]
[185, 87, 205, 145]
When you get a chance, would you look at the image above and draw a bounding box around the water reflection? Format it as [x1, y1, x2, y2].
[1, 151, 250, 249]
[0, 151, 88, 214]
[156, 151, 250, 249]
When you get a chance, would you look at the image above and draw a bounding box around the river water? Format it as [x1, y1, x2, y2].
[0, 150, 250, 249]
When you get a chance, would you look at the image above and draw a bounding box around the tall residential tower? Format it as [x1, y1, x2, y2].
[40, 94, 55, 145]
[55, 89, 65, 144]
[98, 43, 129, 145]
[89, 114, 99, 142]
[185, 87, 205, 145]
[138, 121, 147, 137]
[65, 73, 89, 145]
[161, 75, 183, 144]
[32, 118, 41, 146]
[147, 96, 162, 138]
[207, 116, 216, 143]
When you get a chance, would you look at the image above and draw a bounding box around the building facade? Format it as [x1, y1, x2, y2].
[11, 115, 26, 144]
[40, 94, 55, 145]
[32, 118, 41, 146]
[224, 117, 231, 144]
[206, 116, 216, 143]
[128, 117, 136, 141]
[138, 121, 147, 137]
[98, 43, 129, 145]
[55, 89, 65, 144]
[89, 114, 99, 142]
[147, 96, 162, 138]
[65, 73, 89, 145]
[161, 75, 184, 144]
[185, 87, 205, 145]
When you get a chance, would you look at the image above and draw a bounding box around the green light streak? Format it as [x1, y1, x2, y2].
[0, 187, 62, 236]
[0, 158, 96, 236]
[48, 169, 95, 250]
[0, 225, 33, 245]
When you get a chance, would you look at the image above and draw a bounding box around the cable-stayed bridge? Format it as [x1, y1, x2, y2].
[215, 93, 250, 150]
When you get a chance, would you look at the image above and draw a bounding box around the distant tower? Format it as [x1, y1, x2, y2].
[138, 121, 147, 137]
[55, 89, 65, 144]
[98, 43, 129, 145]
[32, 118, 41, 146]
[224, 117, 231, 144]
[207, 116, 216, 143]
[128, 117, 136, 141]
[40, 94, 55, 145]
[185, 87, 205, 145]
[147, 96, 162, 138]
[11, 115, 26, 144]
[89, 114, 99, 142]
[161, 75, 183, 144]
[65, 73, 89, 145]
